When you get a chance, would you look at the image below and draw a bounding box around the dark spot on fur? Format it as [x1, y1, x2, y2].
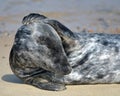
[102, 41, 109, 46]
[115, 47, 119, 53]
[96, 74, 104, 79]
[72, 52, 91, 68]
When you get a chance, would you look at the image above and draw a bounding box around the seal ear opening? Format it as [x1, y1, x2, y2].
[44, 20, 76, 51]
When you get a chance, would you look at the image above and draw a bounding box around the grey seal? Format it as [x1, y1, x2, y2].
[9, 13, 120, 91]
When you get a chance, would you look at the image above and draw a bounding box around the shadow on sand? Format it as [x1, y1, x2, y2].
[2, 74, 23, 84]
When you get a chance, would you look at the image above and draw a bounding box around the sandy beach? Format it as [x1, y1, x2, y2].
[0, 0, 120, 95]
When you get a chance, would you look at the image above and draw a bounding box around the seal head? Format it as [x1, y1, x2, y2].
[10, 13, 72, 77]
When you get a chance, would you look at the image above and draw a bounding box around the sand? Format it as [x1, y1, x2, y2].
[0, 33, 120, 96]
[0, 0, 120, 95]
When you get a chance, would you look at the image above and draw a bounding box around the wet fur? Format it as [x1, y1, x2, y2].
[9, 13, 120, 91]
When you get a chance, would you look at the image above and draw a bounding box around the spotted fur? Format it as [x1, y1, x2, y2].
[9, 13, 120, 91]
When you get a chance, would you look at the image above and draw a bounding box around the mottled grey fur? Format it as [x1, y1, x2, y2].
[9, 13, 120, 91]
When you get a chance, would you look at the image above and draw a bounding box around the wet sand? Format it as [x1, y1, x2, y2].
[0, 0, 120, 95]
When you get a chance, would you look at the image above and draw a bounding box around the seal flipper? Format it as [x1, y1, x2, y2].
[44, 19, 75, 38]
[24, 77, 66, 91]
[44, 20, 74, 37]
[23, 69, 66, 91]
[33, 81, 66, 91]
[44, 19, 77, 54]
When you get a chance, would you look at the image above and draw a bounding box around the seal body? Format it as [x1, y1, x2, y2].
[59, 32, 120, 84]
[9, 13, 120, 91]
